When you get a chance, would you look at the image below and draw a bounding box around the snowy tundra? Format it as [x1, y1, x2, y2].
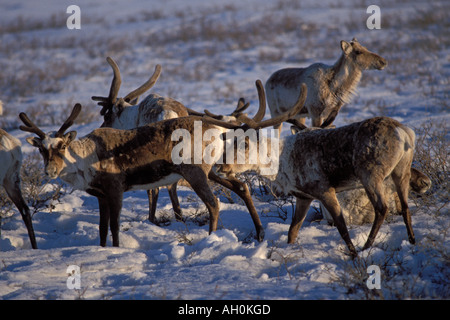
[0, 0, 448, 300]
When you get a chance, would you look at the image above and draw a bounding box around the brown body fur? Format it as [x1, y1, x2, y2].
[217, 116, 417, 258]
[69, 117, 225, 246]
[320, 168, 431, 225]
[93, 58, 189, 223]
[282, 117, 416, 257]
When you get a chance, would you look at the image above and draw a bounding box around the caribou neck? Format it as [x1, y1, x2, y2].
[59, 139, 98, 189]
[111, 107, 141, 130]
[329, 54, 362, 105]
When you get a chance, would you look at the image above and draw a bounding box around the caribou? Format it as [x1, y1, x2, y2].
[265, 38, 387, 135]
[215, 86, 418, 258]
[92, 57, 188, 223]
[91, 57, 260, 230]
[320, 167, 431, 226]
[0, 128, 37, 249]
[287, 125, 431, 226]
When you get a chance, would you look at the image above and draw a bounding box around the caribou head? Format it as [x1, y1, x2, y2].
[341, 38, 387, 71]
[19, 104, 82, 179]
[92, 57, 162, 127]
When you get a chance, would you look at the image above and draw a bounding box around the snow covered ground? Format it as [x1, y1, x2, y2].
[0, 0, 449, 300]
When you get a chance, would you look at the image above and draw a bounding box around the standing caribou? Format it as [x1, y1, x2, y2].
[0, 129, 37, 249]
[19, 81, 305, 247]
[91, 57, 267, 240]
[215, 84, 418, 258]
[265, 38, 387, 135]
[92, 57, 188, 223]
[288, 125, 431, 225]
[320, 167, 431, 226]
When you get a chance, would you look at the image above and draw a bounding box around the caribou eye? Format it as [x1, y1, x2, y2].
[354, 50, 362, 55]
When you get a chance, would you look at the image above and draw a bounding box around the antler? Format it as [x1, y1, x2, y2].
[252, 80, 266, 122]
[231, 98, 250, 116]
[56, 103, 82, 137]
[106, 57, 122, 105]
[19, 113, 46, 139]
[202, 79, 264, 121]
[203, 97, 250, 119]
[92, 57, 122, 115]
[203, 109, 219, 118]
[237, 83, 307, 130]
[285, 118, 307, 131]
[186, 107, 206, 116]
[92, 58, 161, 115]
[123, 64, 162, 103]
[200, 81, 307, 131]
[200, 116, 242, 129]
[19, 104, 82, 139]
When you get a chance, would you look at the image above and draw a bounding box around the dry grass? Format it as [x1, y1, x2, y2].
[0, 58, 79, 98]
[411, 119, 449, 214]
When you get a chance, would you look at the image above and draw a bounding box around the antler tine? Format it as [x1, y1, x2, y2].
[19, 113, 46, 139]
[124, 64, 162, 103]
[186, 107, 205, 116]
[200, 116, 242, 129]
[106, 57, 122, 104]
[91, 57, 122, 115]
[252, 80, 266, 122]
[231, 98, 250, 116]
[204, 97, 250, 119]
[91, 57, 122, 103]
[285, 118, 307, 131]
[204, 109, 219, 118]
[238, 83, 307, 130]
[56, 103, 82, 137]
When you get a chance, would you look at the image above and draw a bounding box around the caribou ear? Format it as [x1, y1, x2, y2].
[26, 137, 41, 148]
[340, 40, 352, 55]
[113, 99, 126, 116]
[290, 126, 302, 134]
[63, 131, 77, 144]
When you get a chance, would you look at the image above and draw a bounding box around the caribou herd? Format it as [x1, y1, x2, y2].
[1, 38, 431, 259]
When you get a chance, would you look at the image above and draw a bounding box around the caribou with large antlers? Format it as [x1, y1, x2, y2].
[92, 57, 188, 222]
[92, 57, 189, 129]
[91, 57, 268, 235]
[20, 81, 305, 246]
